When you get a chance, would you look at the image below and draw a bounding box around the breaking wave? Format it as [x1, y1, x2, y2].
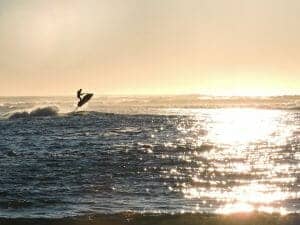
[8, 106, 59, 120]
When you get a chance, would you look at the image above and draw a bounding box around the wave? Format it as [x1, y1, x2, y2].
[0, 212, 299, 224]
[8, 106, 59, 120]
[5, 107, 117, 120]
[2, 102, 300, 121]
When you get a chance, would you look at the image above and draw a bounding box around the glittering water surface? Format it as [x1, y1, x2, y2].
[0, 97, 299, 218]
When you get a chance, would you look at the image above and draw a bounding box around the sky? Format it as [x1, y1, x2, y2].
[0, 0, 299, 96]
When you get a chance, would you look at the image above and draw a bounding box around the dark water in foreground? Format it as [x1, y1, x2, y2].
[0, 96, 299, 219]
[1, 213, 300, 225]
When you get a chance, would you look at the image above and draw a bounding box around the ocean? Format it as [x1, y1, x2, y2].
[0, 95, 299, 224]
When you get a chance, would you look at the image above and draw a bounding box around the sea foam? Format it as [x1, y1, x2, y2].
[8, 106, 59, 120]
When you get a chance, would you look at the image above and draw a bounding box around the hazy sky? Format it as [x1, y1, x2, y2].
[0, 0, 299, 96]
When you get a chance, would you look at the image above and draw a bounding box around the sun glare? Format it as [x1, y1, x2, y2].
[206, 109, 280, 144]
[176, 109, 297, 215]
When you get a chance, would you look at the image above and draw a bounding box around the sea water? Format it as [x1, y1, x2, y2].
[0, 96, 299, 218]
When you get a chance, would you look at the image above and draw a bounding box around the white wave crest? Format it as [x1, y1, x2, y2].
[8, 106, 59, 120]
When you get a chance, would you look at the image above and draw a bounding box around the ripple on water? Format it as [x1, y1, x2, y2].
[0, 108, 299, 217]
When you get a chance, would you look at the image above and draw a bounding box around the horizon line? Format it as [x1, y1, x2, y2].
[0, 93, 299, 98]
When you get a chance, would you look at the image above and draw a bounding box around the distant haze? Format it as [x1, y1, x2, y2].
[0, 0, 299, 96]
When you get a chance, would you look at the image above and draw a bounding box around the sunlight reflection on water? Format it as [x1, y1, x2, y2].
[167, 108, 299, 214]
[1, 105, 299, 217]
